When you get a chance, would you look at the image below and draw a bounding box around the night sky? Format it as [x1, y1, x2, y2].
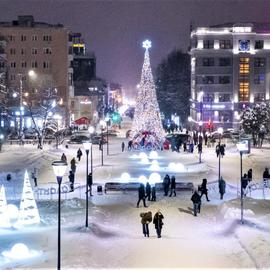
[0, 0, 270, 96]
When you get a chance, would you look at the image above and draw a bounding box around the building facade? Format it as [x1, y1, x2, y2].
[0, 15, 73, 127]
[190, 23, 270, 130]
[70, 32, 106, 124]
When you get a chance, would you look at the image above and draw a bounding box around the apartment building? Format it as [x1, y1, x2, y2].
[0, 15, 73, 123]
[190, 23, 270, 129]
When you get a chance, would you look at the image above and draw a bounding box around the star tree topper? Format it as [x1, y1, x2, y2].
[142, 39, 151, 50]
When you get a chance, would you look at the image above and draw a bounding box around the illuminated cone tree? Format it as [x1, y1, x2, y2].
[0, 185, 11, 228]
[16, 171, 40, 227]
[132, 40, 164, 141]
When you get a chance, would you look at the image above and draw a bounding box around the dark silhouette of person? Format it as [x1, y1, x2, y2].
[191, 190, 201, 216]
[137, 183, 147, 208]
[153, 210, 164, 238]
[200, 178, 210, 201]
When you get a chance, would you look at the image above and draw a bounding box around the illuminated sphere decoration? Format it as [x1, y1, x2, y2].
[2, 243, 41, 260]
[149, 163, 160, 171]
[140, 156, 149, 164]
[149, 172, 161, 184]
[139, 152, 148, 159]
[120, 172, 131, 182]
[142, 39, 152, 50]
[151, 160, 159, 166]
[149, 151, 158, 160]
[138, 175, 147, 184]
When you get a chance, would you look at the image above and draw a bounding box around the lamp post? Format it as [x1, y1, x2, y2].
[83, 141, 92, 227]
[217, 127, 223, 182]
[100, 120, 106, 166]
[198, 91, 204, 134]
[105, 117, 110, 155]
[18, 74, 23, 145]
[88, 126, 95, 176]
[52, 160, 68, 270]
[236, 141, 249, 224]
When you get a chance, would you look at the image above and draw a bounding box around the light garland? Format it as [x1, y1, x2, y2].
[132, 40, 164, 141]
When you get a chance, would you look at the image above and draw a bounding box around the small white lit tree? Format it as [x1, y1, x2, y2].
[15, 171, 40, 227]
[0, 185, 11, 228]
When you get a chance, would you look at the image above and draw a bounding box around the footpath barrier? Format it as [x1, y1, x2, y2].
[104, 181, 194, 194]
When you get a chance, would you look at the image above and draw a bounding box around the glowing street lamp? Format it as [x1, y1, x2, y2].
[83, 141, 92, 227]
[52, 160, 67, 270]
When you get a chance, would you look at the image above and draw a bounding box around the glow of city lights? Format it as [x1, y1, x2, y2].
[120, 172, 131, 182]
[149, 151, 158, 160]
[130, 154, 138, 159]
[88, 126, 95, 134]
[148, 172, 161, 184]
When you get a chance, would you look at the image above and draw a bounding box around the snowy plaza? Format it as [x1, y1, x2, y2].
[1, 133, 270, 269]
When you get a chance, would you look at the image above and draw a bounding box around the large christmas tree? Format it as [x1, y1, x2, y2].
[132, 40, 164, 147]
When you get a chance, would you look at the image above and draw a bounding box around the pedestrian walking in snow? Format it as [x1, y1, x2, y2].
[218, 176, 226, 200]
[128, 140, 132, 150]
[247, 168, 253, 181]
[121, 141, 125, 152]
[69, 170, 75, 192]
[70, 157, 76, 174]
[140, 211, 152, 237]
[77, 148, 83, 161]
[263, 168, 269, 182]
[61, 153, 67, 163]
[163, 174, 170, 196]
[183, 142, 187, 152]
[169, 175, 176, 197]
[153, 210, 164, 238]
[191, 189, 201, 216]
[137, 183, 147, 208]
[87, 172, 93, 196]
[200, 178, 210, 201]
[151, 186, 156, 201]
[145, 182, 151, 201]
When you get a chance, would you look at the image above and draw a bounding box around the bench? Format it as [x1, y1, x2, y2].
[155, 182, 194, 191]
[104, 182, 140, 193]
[104, 181, 194, 193]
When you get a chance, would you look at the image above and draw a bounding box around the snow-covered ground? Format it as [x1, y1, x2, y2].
[1, 127, 270, 269]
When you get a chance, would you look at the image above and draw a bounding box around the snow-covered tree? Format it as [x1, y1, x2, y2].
[132, 40, 164, 140]
[241, 103, 270, 146]
[23, 87, 61, 149]
[0, 185, 11, 228]
[15, 171, 40, 227]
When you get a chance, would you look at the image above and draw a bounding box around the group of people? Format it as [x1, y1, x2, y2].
[137, 182, 156, 208]
[163, 174, 176, 197]
[140, 210, 164, 238]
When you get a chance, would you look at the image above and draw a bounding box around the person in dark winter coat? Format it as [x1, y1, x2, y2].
[137, 183, 147, 208]
[191, 190, 201, 216]
[70, 158, 76, 174]
[169, 175, 176, 197]
[121, 142, 125, 152]
[68, 171, 75, 192]
[183, 142, 187, 152]
[128, 140, 132, 150]
[247, 168, 252, 181]
[200, 178, 210, 201]
[87, 172, 93, 196]
[151, 186, 156, 201]
[153, 210, 164, 238]
[140, 211, 152, 237]
[163, 174, 170, 196]
[263, 168, 269, 181]
[145, 182, 151, 201]
[61, 153, 67, 163]
[218, 176, 226, 200]
[77, 148, 83, 161]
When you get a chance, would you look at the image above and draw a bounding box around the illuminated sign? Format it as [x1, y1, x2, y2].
[73, 43, 85, 48]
